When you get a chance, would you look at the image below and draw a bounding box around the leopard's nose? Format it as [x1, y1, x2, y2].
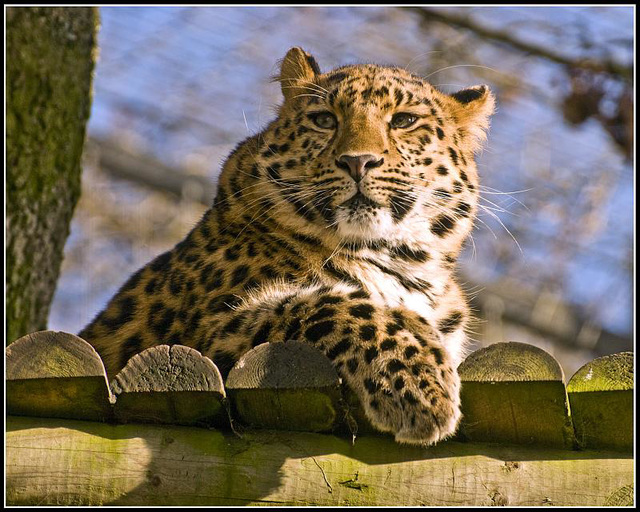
[336, 154, 384, 181]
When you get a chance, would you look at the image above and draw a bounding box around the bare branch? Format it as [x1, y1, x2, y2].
[406, 7, 632, 80]
[86, 137, 218, 206]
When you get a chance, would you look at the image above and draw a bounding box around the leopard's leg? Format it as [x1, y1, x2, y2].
[198, 285, 461, 446]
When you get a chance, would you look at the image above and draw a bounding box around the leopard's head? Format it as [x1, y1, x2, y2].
[255, 48, 495, 247]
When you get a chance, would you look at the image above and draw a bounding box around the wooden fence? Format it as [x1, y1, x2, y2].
[6, 330, 634, 506]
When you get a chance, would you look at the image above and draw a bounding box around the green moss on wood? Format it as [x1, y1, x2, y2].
[226, 342, 343, 432]
[457, 342, 573, 448]
[111, 345, 226, 426]
[569, 390, 633, 452]
[459, 381, 575, 449]
[114, 390, 225, 427]
[7, 376, 113, 422]
[567, 352, 634, 452]
[6, 331, 107, 380]
[230, 388, 340, 432]
[458, 341, 564, 382]
[604, 484, 634, 506]
[567, 352, 633, 392]
[6, 416, 634, 506]
[6, 331, 112, 421]
[6, 7, 98, 344]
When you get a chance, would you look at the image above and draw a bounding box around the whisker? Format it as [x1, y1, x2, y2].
[424, 64, 500, 80]
[291, 93, 326, 101]
[242, 109, 250, 135]
[273, 77, 329, 94]
[229, 184, 326, 241]
[478, 207, 524, 255]
[404, 50, 442, 74]
[281, 84, 328, 96]
[478, 185, 531, 211]
[476, 201, 515, 216]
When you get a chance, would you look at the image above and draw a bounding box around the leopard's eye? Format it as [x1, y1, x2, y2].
[390, 113, 418, 129]
[309, 112, 337, 130]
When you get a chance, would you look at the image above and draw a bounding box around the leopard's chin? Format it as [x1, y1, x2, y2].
[333, 198, 395, 241]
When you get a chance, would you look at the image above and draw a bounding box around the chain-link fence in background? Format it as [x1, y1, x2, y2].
[48, 6, 634, 377]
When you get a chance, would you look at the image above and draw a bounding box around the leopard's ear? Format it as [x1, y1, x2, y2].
[278, 47, 321, 103]
[449, 85, 496, 152]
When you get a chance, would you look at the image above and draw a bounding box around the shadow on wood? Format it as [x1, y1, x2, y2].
[6, 416, 633, 506]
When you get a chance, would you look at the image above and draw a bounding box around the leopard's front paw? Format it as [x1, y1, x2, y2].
[393, 379, 461, 446]
[358, 356, 461, 446]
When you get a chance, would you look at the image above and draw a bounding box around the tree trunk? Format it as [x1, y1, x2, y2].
[6, 7, 99, 344]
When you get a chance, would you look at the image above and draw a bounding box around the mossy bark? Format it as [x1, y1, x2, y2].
[6, 7, 99, 344]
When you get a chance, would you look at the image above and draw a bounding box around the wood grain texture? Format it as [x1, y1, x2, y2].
[603, 484, 634, 506]
[567, 352, 633, 452]
[112, 344, 224, 393]
[226, 341, 342, 432]
[458, 341, 564, 382]
[457, 342, 574, 448]
[111, 345, 226, 426]
[567, 351, 633, 392]
[6, 416, 634, 506]
[7, 330, 108, 380]
[226, 341, 340, 389]
[6, 331, 113, 421]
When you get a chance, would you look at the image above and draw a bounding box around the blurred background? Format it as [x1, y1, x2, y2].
[47, 6, 634, 378]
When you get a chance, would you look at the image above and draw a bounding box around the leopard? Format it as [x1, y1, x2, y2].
[79, 47, 495, 446]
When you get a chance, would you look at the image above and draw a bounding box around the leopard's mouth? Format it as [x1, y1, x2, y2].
[340, 191, 381, 210]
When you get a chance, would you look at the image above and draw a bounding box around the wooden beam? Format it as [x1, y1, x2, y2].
[6, 331, 113, 422]
[226, 341, 343, 432]
[111, 344, 226, 427]
[567, 352, 633, 452]
[6, 416, 633, 506]
[6, 332, 633, 452]
[458, 342, 574, 449]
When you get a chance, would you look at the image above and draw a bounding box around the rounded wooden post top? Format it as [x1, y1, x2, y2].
[6, 330, 108, 380]
[567, 351, 633, 393]
[458, 341, 564, 382]
[111, 344, 225, 396]
[226, 341, 340, 390]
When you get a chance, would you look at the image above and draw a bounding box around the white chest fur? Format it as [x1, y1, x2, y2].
[348, 254, 467, 366]
[347, 252, 446, 320]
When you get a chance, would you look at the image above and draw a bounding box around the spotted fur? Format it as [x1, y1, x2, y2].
[80, 47, 495, 445]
